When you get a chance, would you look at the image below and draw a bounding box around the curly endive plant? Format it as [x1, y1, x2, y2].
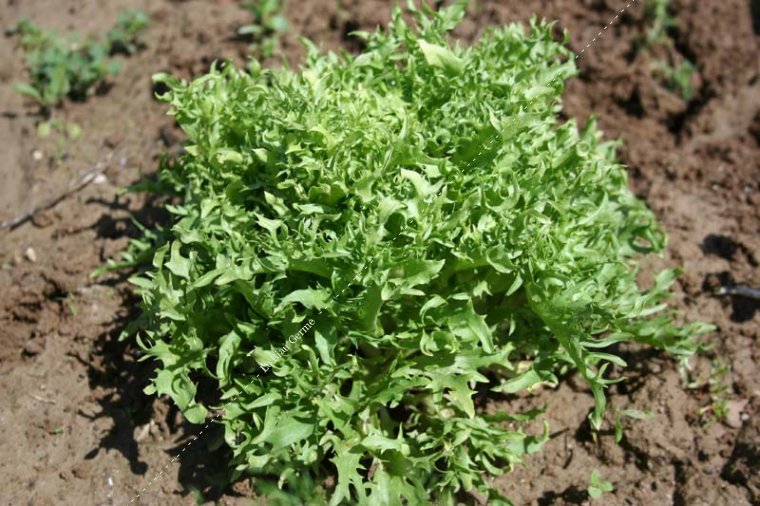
[123, 2, 708, 503]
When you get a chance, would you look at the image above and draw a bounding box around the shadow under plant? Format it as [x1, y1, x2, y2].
[82, 193, 240, 502]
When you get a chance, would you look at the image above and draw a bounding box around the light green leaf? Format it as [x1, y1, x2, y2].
[266, 417, 314, 452]
[418, 40, 464, 75]
[165, 241, 191, 279]
[447, 302, 494, 353]
[276, 288, 331, 312]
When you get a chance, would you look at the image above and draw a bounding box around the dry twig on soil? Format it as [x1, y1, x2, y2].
[0, 153, 113, 230]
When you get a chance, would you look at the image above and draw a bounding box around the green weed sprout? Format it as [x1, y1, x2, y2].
[107, 9, 150, 55]
[643, 0, 697, 101]
[652, 59, 696, 101]
[121, 2, 709, 503]
[238, 0, 288, 58]
[587, 469, 614, 499]
[699, 359, 732, 426]
[7, 9, 149, 108]
[644, 0, 676, 46]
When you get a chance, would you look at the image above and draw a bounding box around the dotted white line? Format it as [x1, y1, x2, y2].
[121, 0, 636, 502]
[129, 423, 211, 503]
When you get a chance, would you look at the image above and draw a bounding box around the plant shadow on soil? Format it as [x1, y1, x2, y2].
[536, 485, 587, 505]
[702, 271, 759, 323]
[77, 191, 239, 501]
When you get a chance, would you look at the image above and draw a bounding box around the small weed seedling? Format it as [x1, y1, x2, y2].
[642, 0, 697, 101]
[587, 469, 614, 500]
[699, 359, 732, 426]
[652, 59, 696, 101]
[36, 118, 81, 140]
[7, 9, 148, 108]
[643, 0, 676, 46]
[36, 117, 81, 161]
[107, 9, 149, 55]
[238, 0, 288, 58]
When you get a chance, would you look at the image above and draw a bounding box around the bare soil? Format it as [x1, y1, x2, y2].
[0, 0, 758, 505]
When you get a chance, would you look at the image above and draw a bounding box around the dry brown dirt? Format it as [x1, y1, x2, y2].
[0, 0, 758, 505]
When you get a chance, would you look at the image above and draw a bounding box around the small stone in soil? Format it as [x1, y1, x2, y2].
[24, 247, 37, 263]
[725, 399, 748, 428]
